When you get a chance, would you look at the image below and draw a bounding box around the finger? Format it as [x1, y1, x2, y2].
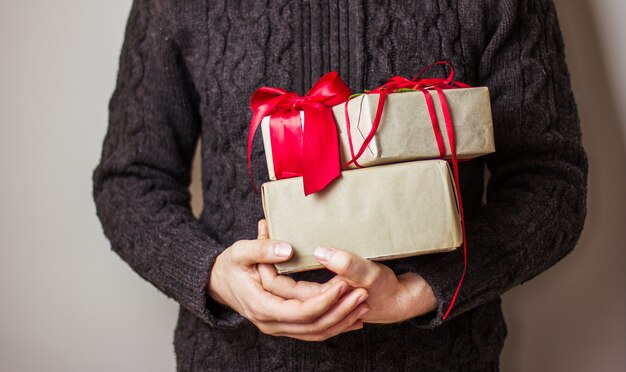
[259, 287, 368, 335]
[305, 302, 368, 337]
[230, 239, 293, 265]
[324, 275, 352, 288]
[313, 247, 380, 287]
[248, 280, 352, 323]
[257, 219, 269, 239]
[258, 263, 327, 301]
[271, 303, 369, 341]
[344, 320, 365, 332]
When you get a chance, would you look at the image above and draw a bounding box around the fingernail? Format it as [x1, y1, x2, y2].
[314, 247, 334, 262]
[357, 292, 368, 303]
[274, 242, 292, 258]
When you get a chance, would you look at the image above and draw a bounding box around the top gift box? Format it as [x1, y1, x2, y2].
[262, 87, 494, 176]
[250, 62, 496, 195]
[333, 86, 494, 168]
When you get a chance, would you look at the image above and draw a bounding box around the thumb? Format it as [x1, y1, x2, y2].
[314, 247, 379, 287]
[230, 239, 293, 265]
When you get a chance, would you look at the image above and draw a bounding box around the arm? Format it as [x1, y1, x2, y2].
[396, 0, 588, 327]
[92, 0, 242, 328]
[94, 0, 368, 338]
[313, 0, 587, 327]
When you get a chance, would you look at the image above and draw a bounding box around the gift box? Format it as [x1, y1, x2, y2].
[261, 160, 462, 274]
[332, 87, 495, 168]
[262, 87, 494, 181]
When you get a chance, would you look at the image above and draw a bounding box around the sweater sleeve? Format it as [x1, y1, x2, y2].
[394, 0, 588, 328]
[92, 0, 245, 329]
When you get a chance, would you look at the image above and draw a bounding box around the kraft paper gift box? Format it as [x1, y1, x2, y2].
[261, 159, 462, 274]
[261, 87, 494, 180]
[332, 87, 495, 169]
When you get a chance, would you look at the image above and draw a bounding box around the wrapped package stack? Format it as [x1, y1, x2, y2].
[249, 64, 495, 274]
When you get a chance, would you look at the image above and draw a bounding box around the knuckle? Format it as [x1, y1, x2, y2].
[361, 277, 375, 288]
[253, 240, 268, 259]
[335, 254, 354, 274]
[229, 240, 248, 261]
[370, 263, 381, 276]
[253, 312, 270, 323]
[297, 311, 318, 323]
[255, 323, 272, 335]
[261, 277, 276, 292]
[286, 280, 298, 291]
[232, 240, 247, 250]
[304, 323, 324, 335]
[246, 303, 266, 322]
[363, 270, 380, 287]
[242, 307, 254, 321]
[253, 310, 271, 323]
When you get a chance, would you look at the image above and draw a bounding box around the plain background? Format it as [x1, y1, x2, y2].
[1, 0, 624, 371]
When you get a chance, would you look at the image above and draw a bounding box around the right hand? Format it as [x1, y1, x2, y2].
[207, 220, 370, 341]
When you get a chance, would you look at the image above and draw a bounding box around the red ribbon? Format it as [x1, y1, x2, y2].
[248, 71, 352, 195]
[343, 61, 470, 320]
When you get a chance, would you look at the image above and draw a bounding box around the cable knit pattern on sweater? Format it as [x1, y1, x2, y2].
[93, 0, 587, 370]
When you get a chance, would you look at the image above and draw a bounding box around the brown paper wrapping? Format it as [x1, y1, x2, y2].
[332, 87, 495, 168]
[261, 160, 462, 274]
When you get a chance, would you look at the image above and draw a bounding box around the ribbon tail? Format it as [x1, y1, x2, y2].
[248, 95, 290, 190]
[435, 86, 467, 321]
[302, 106, 341, 195]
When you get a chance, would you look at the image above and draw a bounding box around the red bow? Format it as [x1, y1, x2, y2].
[248, 71, 352, 195]
[371, 62, 469, 92]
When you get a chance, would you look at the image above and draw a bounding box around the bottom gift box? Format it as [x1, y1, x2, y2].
[261, 159, 462, 274]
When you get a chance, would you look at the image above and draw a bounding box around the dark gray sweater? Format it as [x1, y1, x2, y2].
[93, 0, 588, 370]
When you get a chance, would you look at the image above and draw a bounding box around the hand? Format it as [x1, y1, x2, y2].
[207, 221, 370, 341]
[314, 247, 437, 324]
[255, 220, 334, 302]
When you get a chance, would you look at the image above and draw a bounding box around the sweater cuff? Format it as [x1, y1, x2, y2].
[203, 247, 248, 328]
[390, 249, 464, 329]
[157, 232, 246, 329]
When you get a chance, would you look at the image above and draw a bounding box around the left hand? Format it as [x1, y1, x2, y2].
[314, 247, 438, 324]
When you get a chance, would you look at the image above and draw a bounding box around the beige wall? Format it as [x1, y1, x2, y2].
[0, 1, 623, 371]
[0, 1, 178, 371]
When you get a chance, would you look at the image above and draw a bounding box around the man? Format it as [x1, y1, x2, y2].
[93, 0, 587, 370]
